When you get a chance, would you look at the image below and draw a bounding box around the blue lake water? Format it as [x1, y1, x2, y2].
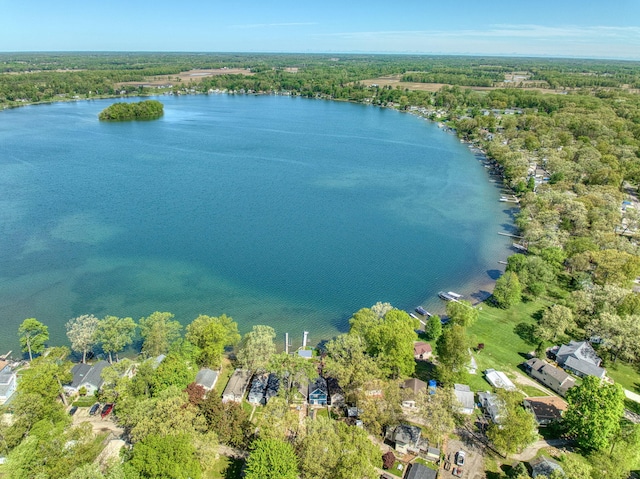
[0, 95, 515, 353]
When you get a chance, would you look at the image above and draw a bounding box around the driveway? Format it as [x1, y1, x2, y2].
[71, 405, 124, 436]
[442, 431, 487, 479]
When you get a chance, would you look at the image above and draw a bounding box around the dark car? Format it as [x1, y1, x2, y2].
[101, 403, 114, 419]
[89, 403, 101, 416]
[68, 406, 78, 416]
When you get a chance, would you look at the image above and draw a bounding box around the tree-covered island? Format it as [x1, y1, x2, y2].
[98, 99, 163, 121]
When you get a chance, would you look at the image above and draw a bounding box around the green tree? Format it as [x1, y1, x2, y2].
[185, 314, 240, 368]
[199, 394, 249, 447]
[486, 390, 538, 454]
[435, 324, 470, 384]
[66, 314, 99, 363]
[323, 334, 381, 401]
[236, 325, 277, 372]
[18, 318, 49, 361]
[139, 311, 182, 358]
[96, 315, 136, 363]
[424, 314, 443, 341]
[416, 387, 457, 446]
[446, 300, 478, 327]
[268, 352, 316, 403]
[492, 271, 522, 309]
[591, 312, 640, 363]
[536, 304, 574, 343]
[298, 417, 381, 479]
[564, 376, 625, 451]
[151, 351, 196, 395]
[244, 438, 298, 479]
[129, 433, 202, 479]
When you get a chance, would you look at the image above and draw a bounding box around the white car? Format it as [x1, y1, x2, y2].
[456, 450, 466, 466]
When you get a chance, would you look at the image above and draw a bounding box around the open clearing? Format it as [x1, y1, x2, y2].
[117, 68, 254, 87]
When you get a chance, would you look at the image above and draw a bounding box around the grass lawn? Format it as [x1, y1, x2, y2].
[206, 456, 244, 479]
[214, 357, 235, 396]
[606, 360, 640, 394]
[72, 396, 98, 407]
[468, 300, 548, 376]
[387, 461, 405, 477]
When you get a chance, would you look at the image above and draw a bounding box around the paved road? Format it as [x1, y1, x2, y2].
[624, 388, 640, 404]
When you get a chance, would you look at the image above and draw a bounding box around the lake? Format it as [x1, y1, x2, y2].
[0, 94, 515, 354]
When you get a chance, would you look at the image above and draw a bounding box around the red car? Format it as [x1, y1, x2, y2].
[101, 403, 114, 419]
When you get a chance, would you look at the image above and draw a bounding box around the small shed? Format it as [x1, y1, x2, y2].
[453, 384, 475, 415]
[484, 369, 516, 391]
[195, 368, 219, 393]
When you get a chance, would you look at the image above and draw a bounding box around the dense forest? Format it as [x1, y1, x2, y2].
[2, 52, 640, 479]
[98, 100, 163, 121]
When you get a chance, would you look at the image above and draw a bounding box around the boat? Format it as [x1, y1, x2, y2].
[415, 306, 429, 316]
[438, 291, 463, 301]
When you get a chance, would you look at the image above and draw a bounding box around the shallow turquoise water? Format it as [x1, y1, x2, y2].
[0, 95, 514, 353]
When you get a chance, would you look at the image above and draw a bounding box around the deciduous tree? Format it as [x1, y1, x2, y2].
[96, 315, 136, 363]
[244, 438, 298, 479]
[185, 314, 240, 368]
[446, 300, 478, 327]
[139, 311, 182, 358]
[236, 325, 277, 372]
[66, 314, 99, 363]
[486, 390, 538, 454]
[492, 271, 522, 309]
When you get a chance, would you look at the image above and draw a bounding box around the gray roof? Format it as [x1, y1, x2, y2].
[0, 368, 15, 399]
[406, 463, 437, 479]
[564, 356, 606, 378]
[394, 424, 422, 445]
[222, 369, 252, 400]
[195, 368, 218, 390]
[557, 341, 601, 367]
[454, 384, 475, 410]
[530, 456, 563, 478]
[526, 358, 572, 383]
[68, 361, 108, 391]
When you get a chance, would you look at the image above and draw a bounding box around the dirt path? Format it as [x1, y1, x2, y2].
[509, 439, 572, 462]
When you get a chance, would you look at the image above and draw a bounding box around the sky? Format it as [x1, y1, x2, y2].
[1, 0, 640, 60]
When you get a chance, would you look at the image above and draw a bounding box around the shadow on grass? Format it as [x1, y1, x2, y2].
[414, 360, 437, 383]
[514, 323, 538, 345]
[223, 458, 244, 479]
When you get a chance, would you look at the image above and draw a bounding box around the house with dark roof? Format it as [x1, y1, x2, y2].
[524, 396, 567, 426]
[222, 369, 252, 403]
[406, 462, 437, 479]
[555, 340, 606, 379]
[64, 360, 109, 396]
[308, 376, 328, 406]
[414, 342, 433, 360]
[195, 368, 219, 393]
[401, 378, 428, 408]
[524, 358, 576, 396]
[390, 424, 422, 454]
[326, 377, 345, 407]
[265, 373, 280, 403]
[247, 373, 269, 405]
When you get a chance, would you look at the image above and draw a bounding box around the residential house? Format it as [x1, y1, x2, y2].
[484, 369, 516, 391]
[290, 382, 308, 405]
[405, 462, 437, 479]
[0, 365, 17, 405]
[264, 373, 280, 403]
[478, 391, 504, 424]
[401, 378, 427, 408]
[454, 384, 475, 415]
[391, 424, 422, 454]
[221, 369, 252, 403]
[529, 456, 564, 478]
[247, 373, 269, 405]
[524, 396, 568, 426]
[64, 360, 109, 396]
[326, 377, 345, 407]
[554, 340, 606, 379]
[524, 358, 576, 396]
[308, 376, 328, 406]
[414, 342, 433, 360]
[195, 368, 218, 394]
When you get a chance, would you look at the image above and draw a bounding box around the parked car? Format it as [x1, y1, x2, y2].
[89, 403, 101, 416]
[456, 450, 466, 466]
[101, 403, 114, 419]
[68, 406, 78, 416]
[452, 466, 463, 477]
